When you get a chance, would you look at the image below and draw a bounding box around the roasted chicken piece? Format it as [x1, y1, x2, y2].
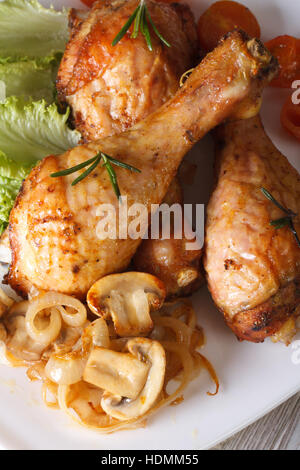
[133, 178, 203, 298]
[57, 0, 198, 141]
[58, 0, 201, 298]
[205, 115, 300, 343]
[7, 31, 277, 299]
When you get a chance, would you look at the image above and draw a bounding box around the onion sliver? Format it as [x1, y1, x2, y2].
[45, 353, 86, 385]
[26, 306, 62, 346]
[57, 305, 86, 328]
[25, 292, 87, 346]
[41, 292, 86, 327]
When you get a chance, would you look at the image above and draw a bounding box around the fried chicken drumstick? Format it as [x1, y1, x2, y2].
[57, 0, 198, 142]
[57, 0, 202, 297]
[132, 177, 203, 298]
[205, 115, 300, 343]
[7, 31, 277, 299]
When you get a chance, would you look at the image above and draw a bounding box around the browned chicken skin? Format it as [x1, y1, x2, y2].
[132, 178, 203, 298]
[58, 0, 202, 297]
[7, 32, 277, 299]
[205, 115, 300, 343]
[57, 0, 198, 141]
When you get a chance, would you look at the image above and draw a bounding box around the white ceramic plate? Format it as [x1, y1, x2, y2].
[0, 0, 299, 450]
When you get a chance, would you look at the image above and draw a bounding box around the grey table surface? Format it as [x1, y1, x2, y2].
[213, 392, 300, 450]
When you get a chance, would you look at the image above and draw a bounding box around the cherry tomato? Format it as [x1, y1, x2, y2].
[197, 1, 261, 52]
[265, 35, 300, 88]
[281, 94, 300, 141]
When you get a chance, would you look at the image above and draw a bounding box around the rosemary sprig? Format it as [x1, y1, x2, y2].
[51, 152, 141, 199]
[112, 0, 171, 51]
[102, 153, 121, 199]
[261, 187, 300, 248]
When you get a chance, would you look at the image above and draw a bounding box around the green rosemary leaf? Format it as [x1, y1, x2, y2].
[145, 5, 171, 48]
[51, 150, 140, 199]
[112, 1, 171, 50]
[289, 219, 300, 248]
[50, 155, 99, 178]
[131, 3, 143, 39]
[261, 187, 299, 248]
[111, 5, 139, 46]
[270, 217, 290, 229]
[102, 154, 121, 199]
[261, 187, 293, 216]
[104, 154, 141, 173]
[139, 3, 146, 36]
[71, 156, 101, 186]
[142, 9, 153, 51]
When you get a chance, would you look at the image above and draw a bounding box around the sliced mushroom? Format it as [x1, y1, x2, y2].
[87, 272, 166, 337]
[45, 317, 111, 386]
[101, 338, 166, 421]
[83, 346, 150, 400]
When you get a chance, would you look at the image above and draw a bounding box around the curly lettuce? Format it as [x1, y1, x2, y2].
[0, 174, 24, 234]
[0, 58, 59, 102]
[0, 98, 80, 232]
[0, 0, 69, 61]
[0, 1, 79, 235]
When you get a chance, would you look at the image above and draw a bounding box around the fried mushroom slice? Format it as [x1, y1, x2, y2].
[87, 272, 166, 336]
[83, 346, 150, 400]
[101, 338, 166, 421]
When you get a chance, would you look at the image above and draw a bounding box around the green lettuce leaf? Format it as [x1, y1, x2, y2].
[0, 58, 59, 102]
[0, 97, 81, 233]
[0, 151, 34, 181]
[0, 97, 81, 165]
[0, 0, 69, 61]
[0, 175, 23, 232]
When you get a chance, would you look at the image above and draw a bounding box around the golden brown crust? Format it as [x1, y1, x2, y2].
[205, 115, 300, 343]
[56, 0, 198, 142]
[7, 32, 277, 299]
[57, 1, 201, 298]
[133, 240, 203, 299]
[225, 279, 300, 342]
[133, 178, 203, 298]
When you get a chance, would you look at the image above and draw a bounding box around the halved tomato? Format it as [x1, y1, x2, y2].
[265, 35, 300, 88]
[197, 1, 261, 52]
[281, 94, 300, 141]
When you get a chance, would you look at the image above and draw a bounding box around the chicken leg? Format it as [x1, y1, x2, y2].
[57, 0, 202, 298]
[57, 0, 198, 141]
[132, 177, 203, 298]
[205, 115, 300, 343]
[7, 31, 277, 299]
